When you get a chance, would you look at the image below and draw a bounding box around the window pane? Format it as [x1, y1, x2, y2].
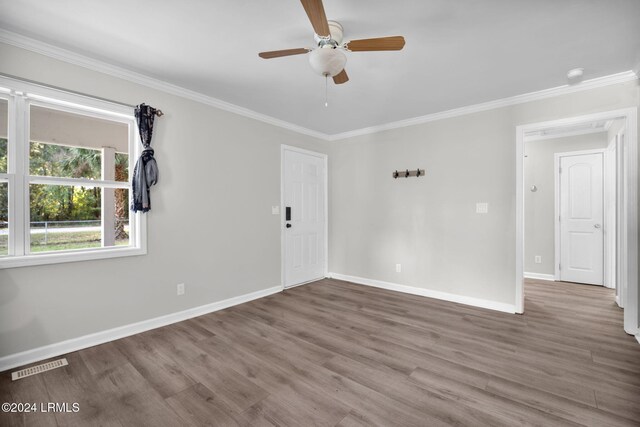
[30, 105, 128, 179]
[115, 152, 129, 182]
[115, 188, 130, 246]
[0, 98, 7, 173]
[30, 141, 102, 179]
[0, 182, 7, 256]
[30, 184, 102, 253]
[102, 186, 130, 247]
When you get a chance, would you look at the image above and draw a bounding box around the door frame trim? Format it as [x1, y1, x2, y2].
[553, 148, 606, 283]
[515, 107, 637, 337]
[280, 144, 328, 290]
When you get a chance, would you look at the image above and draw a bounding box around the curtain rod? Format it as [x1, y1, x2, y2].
[0, 72, 164, 116]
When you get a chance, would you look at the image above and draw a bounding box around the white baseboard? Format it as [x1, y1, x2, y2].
[328, 272, 516, 314]
[636, 334, 640, 345]
[0, 285, 282, 373]
[524, 272, 556, 281]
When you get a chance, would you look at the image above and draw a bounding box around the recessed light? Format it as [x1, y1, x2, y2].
[567, 68, 584, 80]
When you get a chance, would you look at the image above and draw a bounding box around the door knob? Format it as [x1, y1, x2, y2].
[594, 224, 601, 229]
[286, 223, 292, 228]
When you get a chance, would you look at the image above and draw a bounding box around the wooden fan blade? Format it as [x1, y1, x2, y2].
[345, 36, 405, 52]
[333, 69, 349, 84]
[258, 48, 310, 59]
[300, 0, 330, 37]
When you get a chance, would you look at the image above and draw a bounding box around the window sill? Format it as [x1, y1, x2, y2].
[0, 246, 147, 269]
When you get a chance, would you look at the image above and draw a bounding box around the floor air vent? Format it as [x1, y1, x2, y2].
[11, 358, 68, 381]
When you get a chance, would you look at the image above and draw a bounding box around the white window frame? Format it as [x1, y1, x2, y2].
[0, 76, 147, 269]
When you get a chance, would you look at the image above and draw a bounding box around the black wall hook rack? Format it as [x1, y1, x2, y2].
[393, 169, 425, 179]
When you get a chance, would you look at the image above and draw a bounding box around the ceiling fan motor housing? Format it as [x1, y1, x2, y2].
[314, 20, 344, 46]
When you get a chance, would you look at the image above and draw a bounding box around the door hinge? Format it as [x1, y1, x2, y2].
[559, 167, 562, 174]
[558, 264, 561, 270]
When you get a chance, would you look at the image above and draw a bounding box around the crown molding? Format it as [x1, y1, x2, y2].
[0, 29, 637, 143]
[0, 29, 330, 140]
[327, 70, 639, 141]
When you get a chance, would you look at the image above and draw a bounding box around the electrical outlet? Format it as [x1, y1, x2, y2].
[535, 256, 542, 264]
[395, 264, 402, 273]
[177, 283, 185, 296]
[476, 202, 489, 214]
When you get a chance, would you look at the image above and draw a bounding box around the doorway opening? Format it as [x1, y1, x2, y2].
[516, 108, 638, 337]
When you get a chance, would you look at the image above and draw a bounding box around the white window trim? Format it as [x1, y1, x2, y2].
[0, 76, 147, 269]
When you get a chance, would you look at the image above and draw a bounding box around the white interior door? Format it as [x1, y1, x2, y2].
[558, 151, 604, 285]
[282, 147, 326, 288]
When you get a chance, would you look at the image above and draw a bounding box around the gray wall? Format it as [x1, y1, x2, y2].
[329, 80, 639, 306]
[0, 43, 329, 357]
[524, 133, 609, 276]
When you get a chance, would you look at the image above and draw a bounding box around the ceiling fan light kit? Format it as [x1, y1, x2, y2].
[258, 0, 406, 86]
[309, 47, 347, 77]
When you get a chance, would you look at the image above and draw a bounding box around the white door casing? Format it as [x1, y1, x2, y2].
[604, 139, 617, 290]
[516, 107, 638, 335]
[281, 146, 327, 288]
[556, 150, 604, 285]
[616, 133, 626, 307]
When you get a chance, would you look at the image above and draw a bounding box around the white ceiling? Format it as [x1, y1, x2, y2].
[1, 0, 639, 136]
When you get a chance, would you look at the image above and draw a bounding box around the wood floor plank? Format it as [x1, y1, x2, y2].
[243, 287, 604, 407]
[409, 367, 582, 426]
[113, 332, 196, 398]
[197, 324, 445, 426]
[252, 284, 602, 406]
[232, 296, 422, 375]
[1, 278, 637, 426]
[591, 349, 640, 374]
[78, 342, 129, 376]
[0, 371, 21, 427]
[93, 362, 185, 426]
[178, 353, 269, 414]
[165, 383, 251, 427]
[195, 335, 352, 426]
[299, 280, 596, 364]
[335, 411, 374, 427]
[41, 352, 122, 427]
[1, 370, 56, 427]
[594, 389, 640, 422]
[485, 376, 638, 427]
[323, 354, 513, 426]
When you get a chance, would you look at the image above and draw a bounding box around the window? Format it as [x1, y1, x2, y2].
[1, 98, 9, 257]
[0, 77, 146, 268]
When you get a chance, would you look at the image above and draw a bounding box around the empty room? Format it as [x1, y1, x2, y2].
[0, 1, 639, 426]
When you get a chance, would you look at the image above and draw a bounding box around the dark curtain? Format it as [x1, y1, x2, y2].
[131, 104, 159, 213]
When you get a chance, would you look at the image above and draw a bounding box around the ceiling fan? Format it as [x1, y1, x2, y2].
[258, 0, 406, 84]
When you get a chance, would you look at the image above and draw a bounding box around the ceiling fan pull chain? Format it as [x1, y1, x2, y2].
[325, 74, 329, 107]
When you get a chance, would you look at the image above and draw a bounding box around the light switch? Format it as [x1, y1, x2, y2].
[271, 206, 280, 215]
[476, 202, 489, 214]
